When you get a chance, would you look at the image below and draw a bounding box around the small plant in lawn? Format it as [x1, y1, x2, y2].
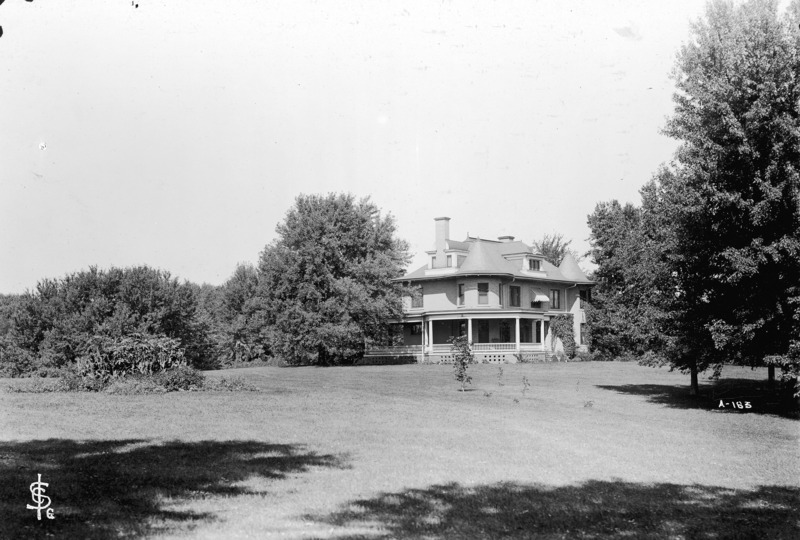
[512, 398, 520, 404]
[448, 335, 474, 392]
[483, 391, 493, 398]
[497, 366, 504, 386]
[522, 376, 531, 397]
[584, 400, 594, 408]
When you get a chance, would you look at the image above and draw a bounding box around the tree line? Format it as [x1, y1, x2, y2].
[0, 194, 410, 376]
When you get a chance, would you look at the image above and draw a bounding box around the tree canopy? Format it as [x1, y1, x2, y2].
[588, 0, 800, 394]
[255, 193, 410, 365]
[531, 233, 581, 267]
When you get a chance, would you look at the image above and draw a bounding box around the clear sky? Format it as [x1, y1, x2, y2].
[0, 0, 709, 293]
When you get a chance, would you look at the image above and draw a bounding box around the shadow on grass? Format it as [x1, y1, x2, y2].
[1, 438, 346, 539]
[310, 480, 800, 539]
[597, 379, 799, 419]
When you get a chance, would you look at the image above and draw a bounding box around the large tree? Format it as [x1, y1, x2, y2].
[659, 0, 800, 393]
[256, 193, 410, 365]
[588, 0, 800, 395]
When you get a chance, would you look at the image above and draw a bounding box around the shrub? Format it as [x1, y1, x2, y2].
[104, 376, 167, 395]
[154, 365, 205, 391]
[204, 375, 259, 392]
[448, 335, 474, 392]
[550, 314, 576, 359]
[76, 334, 186, 380]
[0, 337, 37, 378]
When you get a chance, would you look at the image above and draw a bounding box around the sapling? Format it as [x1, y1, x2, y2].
[448, 335, 474, 392]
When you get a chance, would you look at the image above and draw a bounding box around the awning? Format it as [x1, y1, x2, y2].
[531, 288, 549, 302]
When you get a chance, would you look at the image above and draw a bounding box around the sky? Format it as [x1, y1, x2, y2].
[0, 0, 711, 294]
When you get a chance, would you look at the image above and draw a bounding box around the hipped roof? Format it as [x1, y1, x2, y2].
[401, 237, 593, 284]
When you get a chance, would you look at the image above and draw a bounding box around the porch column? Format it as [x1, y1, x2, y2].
[515, 316, 521, 352]
[467, 318, 473, 343]
[428, 319, 434, 350]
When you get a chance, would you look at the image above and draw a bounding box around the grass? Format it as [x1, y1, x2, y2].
[1, 362, 797, 539]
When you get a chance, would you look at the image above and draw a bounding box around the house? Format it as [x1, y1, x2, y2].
[364, 217, 594, 364]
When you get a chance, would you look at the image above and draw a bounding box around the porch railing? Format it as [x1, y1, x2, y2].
[364, 345, 424, 356]
[429, 342, 545, 353]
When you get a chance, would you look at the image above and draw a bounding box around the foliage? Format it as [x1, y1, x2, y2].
[255, 193, 410, 365]
[4, 266, 210, 374]
[522, 376, 531, 396]
[531, 233, 581, 266]
[0, 335, 36, 377]
[550, 314, 576, 359]
[75, 334, 186, 382]
[204, 375, 260, 392]
[587, 0, 800, 394]
[154, 365, 205, 391]
[191, 264, 268, 368]
[448, 335, 474, 391]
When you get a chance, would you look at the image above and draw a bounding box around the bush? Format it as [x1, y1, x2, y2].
[0, 337, 37, 378]
[448, 336, 474, 391]
[76, 334, 186, 381]
[104, 376, 167, 395]
[204, 375, 259, 392]
[154, 365, 205, 391]
[574, 351, 597, 362]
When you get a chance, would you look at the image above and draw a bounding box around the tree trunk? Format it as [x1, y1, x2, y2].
[768, 365, 775, 387]
[689, 362, 699, 396]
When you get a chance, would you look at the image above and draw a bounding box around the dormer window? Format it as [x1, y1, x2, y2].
[446, 255, 452, 268]
[528, 259, 540, 271]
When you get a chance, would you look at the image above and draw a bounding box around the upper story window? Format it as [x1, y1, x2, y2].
[579, 289, 592, 308]
[446, 255, 452, 268]
[509, 286, 521, 307]
[411, 286, 424, 308]
[498, 284, 503, 306]
[550, 289, 561, 310]
[528, 259, 540, 271]
[478, 283, 489, 305]
[457, 284, 465, 306]
[430, 256, 436, 268]
[457, 255, 466, 267]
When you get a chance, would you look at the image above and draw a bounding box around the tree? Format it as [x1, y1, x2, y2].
[255, 193, 410, 365]
[448, 335, 474, 391]
[531, 233, 581, 267]
[656, 0, 800, 394]
[589, 0, 800, 395]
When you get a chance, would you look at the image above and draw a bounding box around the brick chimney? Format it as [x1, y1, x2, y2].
[434, 217, 450, 268]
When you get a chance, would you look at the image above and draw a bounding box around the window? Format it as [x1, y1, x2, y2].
[535, 321, 542, 343]
[478, 283, 489, 305]
[410, 323, 422, 335]
[457, 284, 465, 306]
[457, 255, 466, 267]
[579, 289, 592, 308]
[510, 286, 520, 307]
[430, 256, 436, 268]
[446, 255, 452, 268]
[580, 323, 586, 345]
[528, 259, 540, 271]
[411, 286, 423, 308]
[498, 284, 503, 306]
[550, 289, 561, 309]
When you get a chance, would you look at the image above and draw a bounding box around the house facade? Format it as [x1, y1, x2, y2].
[364, 217, 594, 364]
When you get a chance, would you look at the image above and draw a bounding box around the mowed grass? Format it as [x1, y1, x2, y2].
[1, 362, 798, 539]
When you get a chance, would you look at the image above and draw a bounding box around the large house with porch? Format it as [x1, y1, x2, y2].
[364, 217, 594, 364]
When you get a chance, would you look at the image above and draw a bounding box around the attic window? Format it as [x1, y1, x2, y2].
[528, 259, 540, 271]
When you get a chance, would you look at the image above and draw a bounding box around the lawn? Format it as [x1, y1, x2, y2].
[1, 362, 798, 539]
